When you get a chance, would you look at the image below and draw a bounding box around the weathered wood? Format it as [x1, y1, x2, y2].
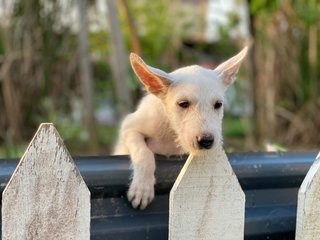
[169, 148, 245, 240]
[1, 123, 90, 240]
[296, 152, 320, 240]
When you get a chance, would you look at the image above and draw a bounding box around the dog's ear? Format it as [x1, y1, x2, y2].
[214, 46, 248, 89]
[130, 53, 172, 95]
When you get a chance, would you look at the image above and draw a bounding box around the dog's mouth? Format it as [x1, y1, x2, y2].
[188, 143, 222, 157]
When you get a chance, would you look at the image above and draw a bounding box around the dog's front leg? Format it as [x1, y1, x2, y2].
[124, 130, 155, 210]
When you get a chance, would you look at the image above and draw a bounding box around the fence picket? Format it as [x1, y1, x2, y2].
[169, 148, 245, 240]
[5, 122, 319, 239]
[296, 152, 320, 240]
[1, 123, 90, 240]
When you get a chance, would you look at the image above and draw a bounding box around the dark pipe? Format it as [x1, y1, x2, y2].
[0, 152, 317, 198]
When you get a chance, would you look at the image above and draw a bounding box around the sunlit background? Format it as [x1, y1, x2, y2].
[0, 0, 319, 157]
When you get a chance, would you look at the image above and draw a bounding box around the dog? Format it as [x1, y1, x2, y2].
[114, 46, 248, 209]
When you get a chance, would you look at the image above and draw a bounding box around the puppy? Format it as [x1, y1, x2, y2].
[114, 47, 248, 209]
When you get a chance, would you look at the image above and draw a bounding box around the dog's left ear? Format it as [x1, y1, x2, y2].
[214, 46, 248, 89]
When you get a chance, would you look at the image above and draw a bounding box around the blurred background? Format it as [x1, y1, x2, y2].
[0, 0, 319, 157]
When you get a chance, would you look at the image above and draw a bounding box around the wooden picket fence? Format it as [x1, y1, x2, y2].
[1, 123, 320, 240]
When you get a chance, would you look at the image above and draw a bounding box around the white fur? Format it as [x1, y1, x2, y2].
[113, 47, 248, 209]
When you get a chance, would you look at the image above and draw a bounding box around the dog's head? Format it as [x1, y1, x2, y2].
[130, 47, 248, 155]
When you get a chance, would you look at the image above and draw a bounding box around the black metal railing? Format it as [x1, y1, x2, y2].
[0, 152, 317, 239]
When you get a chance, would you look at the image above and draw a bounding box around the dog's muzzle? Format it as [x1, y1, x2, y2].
[196, 133, 214, 149]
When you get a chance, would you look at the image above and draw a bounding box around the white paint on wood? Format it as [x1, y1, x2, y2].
[2, 123, 90, 240]
[296, 152, 320, 240]
[169, 148, 245, 240]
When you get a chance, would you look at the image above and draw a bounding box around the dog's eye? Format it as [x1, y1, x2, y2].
[178, 101, 190, 109]
[214, 101, 222, 110]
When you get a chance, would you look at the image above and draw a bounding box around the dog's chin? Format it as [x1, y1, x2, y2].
[187, 143, 222, 157]
[189, 148, 215, 157]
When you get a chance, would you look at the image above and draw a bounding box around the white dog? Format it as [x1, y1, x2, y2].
[114, 47, 248, 209]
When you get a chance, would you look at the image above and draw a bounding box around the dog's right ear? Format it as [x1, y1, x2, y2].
[130, 53, 172, 96]
[214, 46, 248, 90]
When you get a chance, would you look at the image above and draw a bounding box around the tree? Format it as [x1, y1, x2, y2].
[77, 0, 97, 151]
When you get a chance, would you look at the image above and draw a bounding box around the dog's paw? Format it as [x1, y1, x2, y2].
[127, 178, 155, 210]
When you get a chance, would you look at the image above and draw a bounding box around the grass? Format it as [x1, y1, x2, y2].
[223, 116, 251, 138]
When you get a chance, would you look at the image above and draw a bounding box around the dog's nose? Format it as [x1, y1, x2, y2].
[197, 134, 214, 149]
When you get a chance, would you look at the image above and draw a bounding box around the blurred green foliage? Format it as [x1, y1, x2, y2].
[0, 0, 319, 157]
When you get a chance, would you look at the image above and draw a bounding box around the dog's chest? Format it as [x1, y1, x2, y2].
[145, 132, 185, 157]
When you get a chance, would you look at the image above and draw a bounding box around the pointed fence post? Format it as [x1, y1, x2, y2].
[169, 148, 245, 240]
[1, 123, 90, 240]
[296, 152, 320, 240]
